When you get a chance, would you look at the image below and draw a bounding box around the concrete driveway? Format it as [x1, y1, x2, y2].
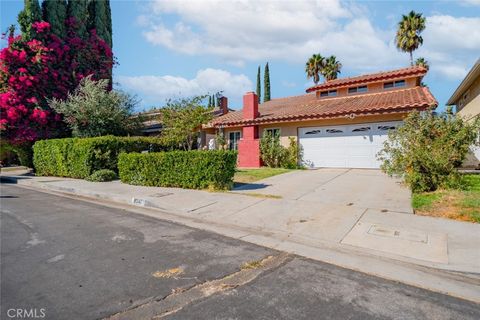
[233, 168, 412, 214]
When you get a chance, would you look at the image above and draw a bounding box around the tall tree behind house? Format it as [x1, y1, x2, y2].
[42, 0, 67, 38]
[18, 0, 42, 39]
[264, 62, 271, 102]
[256, 65, 261, 104]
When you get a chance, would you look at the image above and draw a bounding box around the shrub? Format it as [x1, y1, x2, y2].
[33, 135, 166, 178]
[118, 150, 237, 190]
[378, 110, 480, 192]
[85, 169, 117, 182]
[49, 77, 143, 138]
[0, 141, 33, 167]
[260, 131, 288, 168]
[260, 132, 301, 168]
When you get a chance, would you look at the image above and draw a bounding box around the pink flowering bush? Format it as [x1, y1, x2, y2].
[0, 21, 113, 146]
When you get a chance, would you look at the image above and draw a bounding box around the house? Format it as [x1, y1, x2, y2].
[140, 97, 232, 140]
[206, 66, 437, 168]
[447, 59, 480, 168]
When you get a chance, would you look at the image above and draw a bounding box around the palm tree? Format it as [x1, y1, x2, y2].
[415, 57, 429, 70]
[395, 11, 426, 66]
[322, 55, 342, 81]
[305, 54, 325, 84]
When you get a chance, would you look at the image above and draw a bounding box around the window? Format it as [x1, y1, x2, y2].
[378, 125, 396, 131]
[384, 80, 406, 89]
[228, 131, 241, 150]
[320, 90, 337, 97]
[326, 128, 343, 134]
[265, 128, 280, 137]
[348, 85, 368, 94]
[352, 126, 371, 132]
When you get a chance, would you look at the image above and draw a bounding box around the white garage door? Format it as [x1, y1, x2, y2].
[299, 121, 402, 168]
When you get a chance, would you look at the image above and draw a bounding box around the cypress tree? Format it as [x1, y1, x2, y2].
[42, 0, 67, 38]
[67, 0, 89, 39]
[208, 96, 212, 107]
[17, 0, 42, 39]
[256, 66, 261, 104]
[87, 0, 112, 47]
[264, 62, 271, 102]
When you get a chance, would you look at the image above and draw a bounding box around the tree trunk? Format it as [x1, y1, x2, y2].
[410, 51, 413, 66]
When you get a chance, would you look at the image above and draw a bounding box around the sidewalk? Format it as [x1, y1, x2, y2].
[2, 169, 480, 303]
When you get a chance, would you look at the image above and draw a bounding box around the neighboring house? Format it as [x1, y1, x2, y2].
[206, 66, 437, 168]
[447, 59, 480, 168]
[139, 97, 232, 139]
[140, 109, 163, 136]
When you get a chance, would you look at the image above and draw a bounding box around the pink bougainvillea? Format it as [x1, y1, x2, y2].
[0, 21, 114, 144]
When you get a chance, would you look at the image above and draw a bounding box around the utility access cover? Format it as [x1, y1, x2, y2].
[367, 225, 428, 243]
[341, 221, 448, 263]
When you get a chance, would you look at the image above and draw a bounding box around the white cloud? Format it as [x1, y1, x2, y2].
[461, 0, 480, 6]
[140, 0, 403, 69]
[418, 15, 480, 79]
[117, 68, 253, 105]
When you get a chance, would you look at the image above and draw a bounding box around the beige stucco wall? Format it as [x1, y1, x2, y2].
[456, 76, 480, 122]
[242, 113, 407, 147]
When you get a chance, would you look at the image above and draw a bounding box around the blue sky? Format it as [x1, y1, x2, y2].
[2, 0, 480, 111]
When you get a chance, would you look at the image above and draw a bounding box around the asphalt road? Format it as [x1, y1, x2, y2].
[1, 183, 479, 320]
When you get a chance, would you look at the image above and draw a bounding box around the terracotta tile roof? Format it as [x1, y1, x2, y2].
[305, 66, 427, 93]
[209, 86, 437, 128]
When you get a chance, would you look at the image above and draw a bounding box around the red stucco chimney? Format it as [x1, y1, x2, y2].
[243, 92, 258, 120]
[219, 96, 228, 115]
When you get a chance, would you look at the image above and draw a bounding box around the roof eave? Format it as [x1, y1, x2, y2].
[211, 104, 434, 128]
[446, 59, 480, 105]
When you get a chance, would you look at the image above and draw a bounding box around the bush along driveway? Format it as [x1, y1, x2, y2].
[412, 174, 480, 223]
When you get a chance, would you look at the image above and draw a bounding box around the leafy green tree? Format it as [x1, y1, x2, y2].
[67, 0, 89, 39]
[17, 0, 42, 39]
[49, 76, 142, 137]
[305, 54, 324, 84]
[159, 96, 214, 150]
[256, 65, 261, 103]
[260, 131, 287, 168]
[322, 55, 342, 81]
[42, 0, 67, 38]
[88, 0, 112, 47]
[395, 11, 426, 66]
[208, 95, 212, 107]
[264, 62, 271, 102]
[378, 110, 479, 192]
[415, 57, 429, 70]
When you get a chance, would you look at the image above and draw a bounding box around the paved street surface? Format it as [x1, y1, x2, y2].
[1, 184, 479, 320]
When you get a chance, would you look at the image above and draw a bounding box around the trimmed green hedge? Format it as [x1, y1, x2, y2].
[118, 150, 237, 190]
[33, 136, 166, 178]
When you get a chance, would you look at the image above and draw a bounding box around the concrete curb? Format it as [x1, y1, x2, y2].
[3, 174, 480, 303]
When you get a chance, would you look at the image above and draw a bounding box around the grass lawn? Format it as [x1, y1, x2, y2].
[412, 174, 480, 223]
[234, 168, 294, 184]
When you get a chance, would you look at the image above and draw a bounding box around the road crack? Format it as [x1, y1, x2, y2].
[104, 252, 292, 320]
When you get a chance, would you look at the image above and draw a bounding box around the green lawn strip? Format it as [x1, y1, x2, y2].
[412, 174, 480, 223]
[461, 174, 480, 191]
[411, 192, 443, 210]
[234, 168, 293, 184]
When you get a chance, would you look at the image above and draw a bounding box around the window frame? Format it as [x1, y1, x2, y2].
[384, 80, 406, 89]
[228, 131, 241, 150]
[348, 85, 368, 94]
[320, 90, 337, 97]
[265, 128, 281, 137]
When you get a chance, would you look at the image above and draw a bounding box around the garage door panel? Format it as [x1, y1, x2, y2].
[299, 121, 401, 169]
